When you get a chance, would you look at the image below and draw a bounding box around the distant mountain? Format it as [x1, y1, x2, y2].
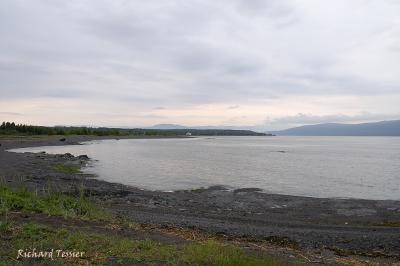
[148, 124, 253, 130]
[273, 120, 400, 136]
[147, 124, 188, 129]
[145, 124, 270, 136]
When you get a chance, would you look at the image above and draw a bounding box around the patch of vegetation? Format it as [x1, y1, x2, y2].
[0, 184, 286, 265]
[327, 246, 397, 259]
[50, 164, 81, 174]
[374, 220, 400, 227]
[0, 220, 13, 234]
[264, 236, 299, 249]
[375, 221, 400, 227]
[0, 185, 109, 221]
[190, 187, 206, 192]
[0, 222, 282, 265]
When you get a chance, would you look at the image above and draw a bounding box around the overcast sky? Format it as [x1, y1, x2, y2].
[1, 0, 399, 130]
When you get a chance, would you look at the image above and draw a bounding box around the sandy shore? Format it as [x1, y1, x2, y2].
[1, 135, 399, 263]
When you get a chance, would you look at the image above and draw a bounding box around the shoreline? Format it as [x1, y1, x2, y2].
[8, 135, 398, 202]
[1, 135, 400, 263]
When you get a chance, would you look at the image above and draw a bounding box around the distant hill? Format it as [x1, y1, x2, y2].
[147, 124, 188, 129]
[147, 124, 259, 131]
[273, 120, 400, 136]
[155, 129, 267, 136]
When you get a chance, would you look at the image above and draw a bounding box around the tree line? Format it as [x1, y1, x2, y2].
[0, 121, 267, 136]
[0, 122, 167, 136]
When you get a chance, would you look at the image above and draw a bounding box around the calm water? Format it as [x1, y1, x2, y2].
[10, 137, 400, 200]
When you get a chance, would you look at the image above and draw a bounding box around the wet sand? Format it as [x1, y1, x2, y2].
[1, 136, 399, 263]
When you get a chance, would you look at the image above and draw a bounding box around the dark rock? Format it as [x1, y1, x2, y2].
[63, 153, 74, 159]
[233, 188, 263, 194]
[78, 154, 89, 159]
[206, 185, 229, 191]
[59, 138, 66, 141]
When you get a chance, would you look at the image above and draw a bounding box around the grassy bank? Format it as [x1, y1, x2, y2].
[50, 164, 81, 174]
[0, 185, 285, 265]
[0, 185, 108, 221]
[1, 222, 280, 265]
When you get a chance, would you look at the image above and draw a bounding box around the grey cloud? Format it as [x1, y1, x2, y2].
[390, 44, 400, 52]
[0, 62, 91, 99]
[0, 0, 400, 126]
[235, 0, 295, 19]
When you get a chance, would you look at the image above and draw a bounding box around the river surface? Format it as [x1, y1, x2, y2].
[10, 136, 400, 200]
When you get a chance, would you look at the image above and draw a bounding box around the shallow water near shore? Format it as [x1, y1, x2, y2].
[9, 136, 400, 200]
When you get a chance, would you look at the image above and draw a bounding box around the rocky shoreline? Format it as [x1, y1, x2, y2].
[1, 135, 399, 263]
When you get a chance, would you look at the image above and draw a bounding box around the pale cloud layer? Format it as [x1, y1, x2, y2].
[0, 0, 399, 130]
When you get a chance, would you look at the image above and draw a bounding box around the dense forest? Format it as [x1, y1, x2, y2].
[0, 122, 267, 136]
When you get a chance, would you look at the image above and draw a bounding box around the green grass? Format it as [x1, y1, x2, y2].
[0, 185, 109, 221]
[0, 223, 282, 265]
[0, 184, 287, 265]
[50, 164, 81, 174]
[0, 220, 13, 234]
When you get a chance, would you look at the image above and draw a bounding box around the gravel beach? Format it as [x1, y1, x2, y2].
[1, 136, 399, 263]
